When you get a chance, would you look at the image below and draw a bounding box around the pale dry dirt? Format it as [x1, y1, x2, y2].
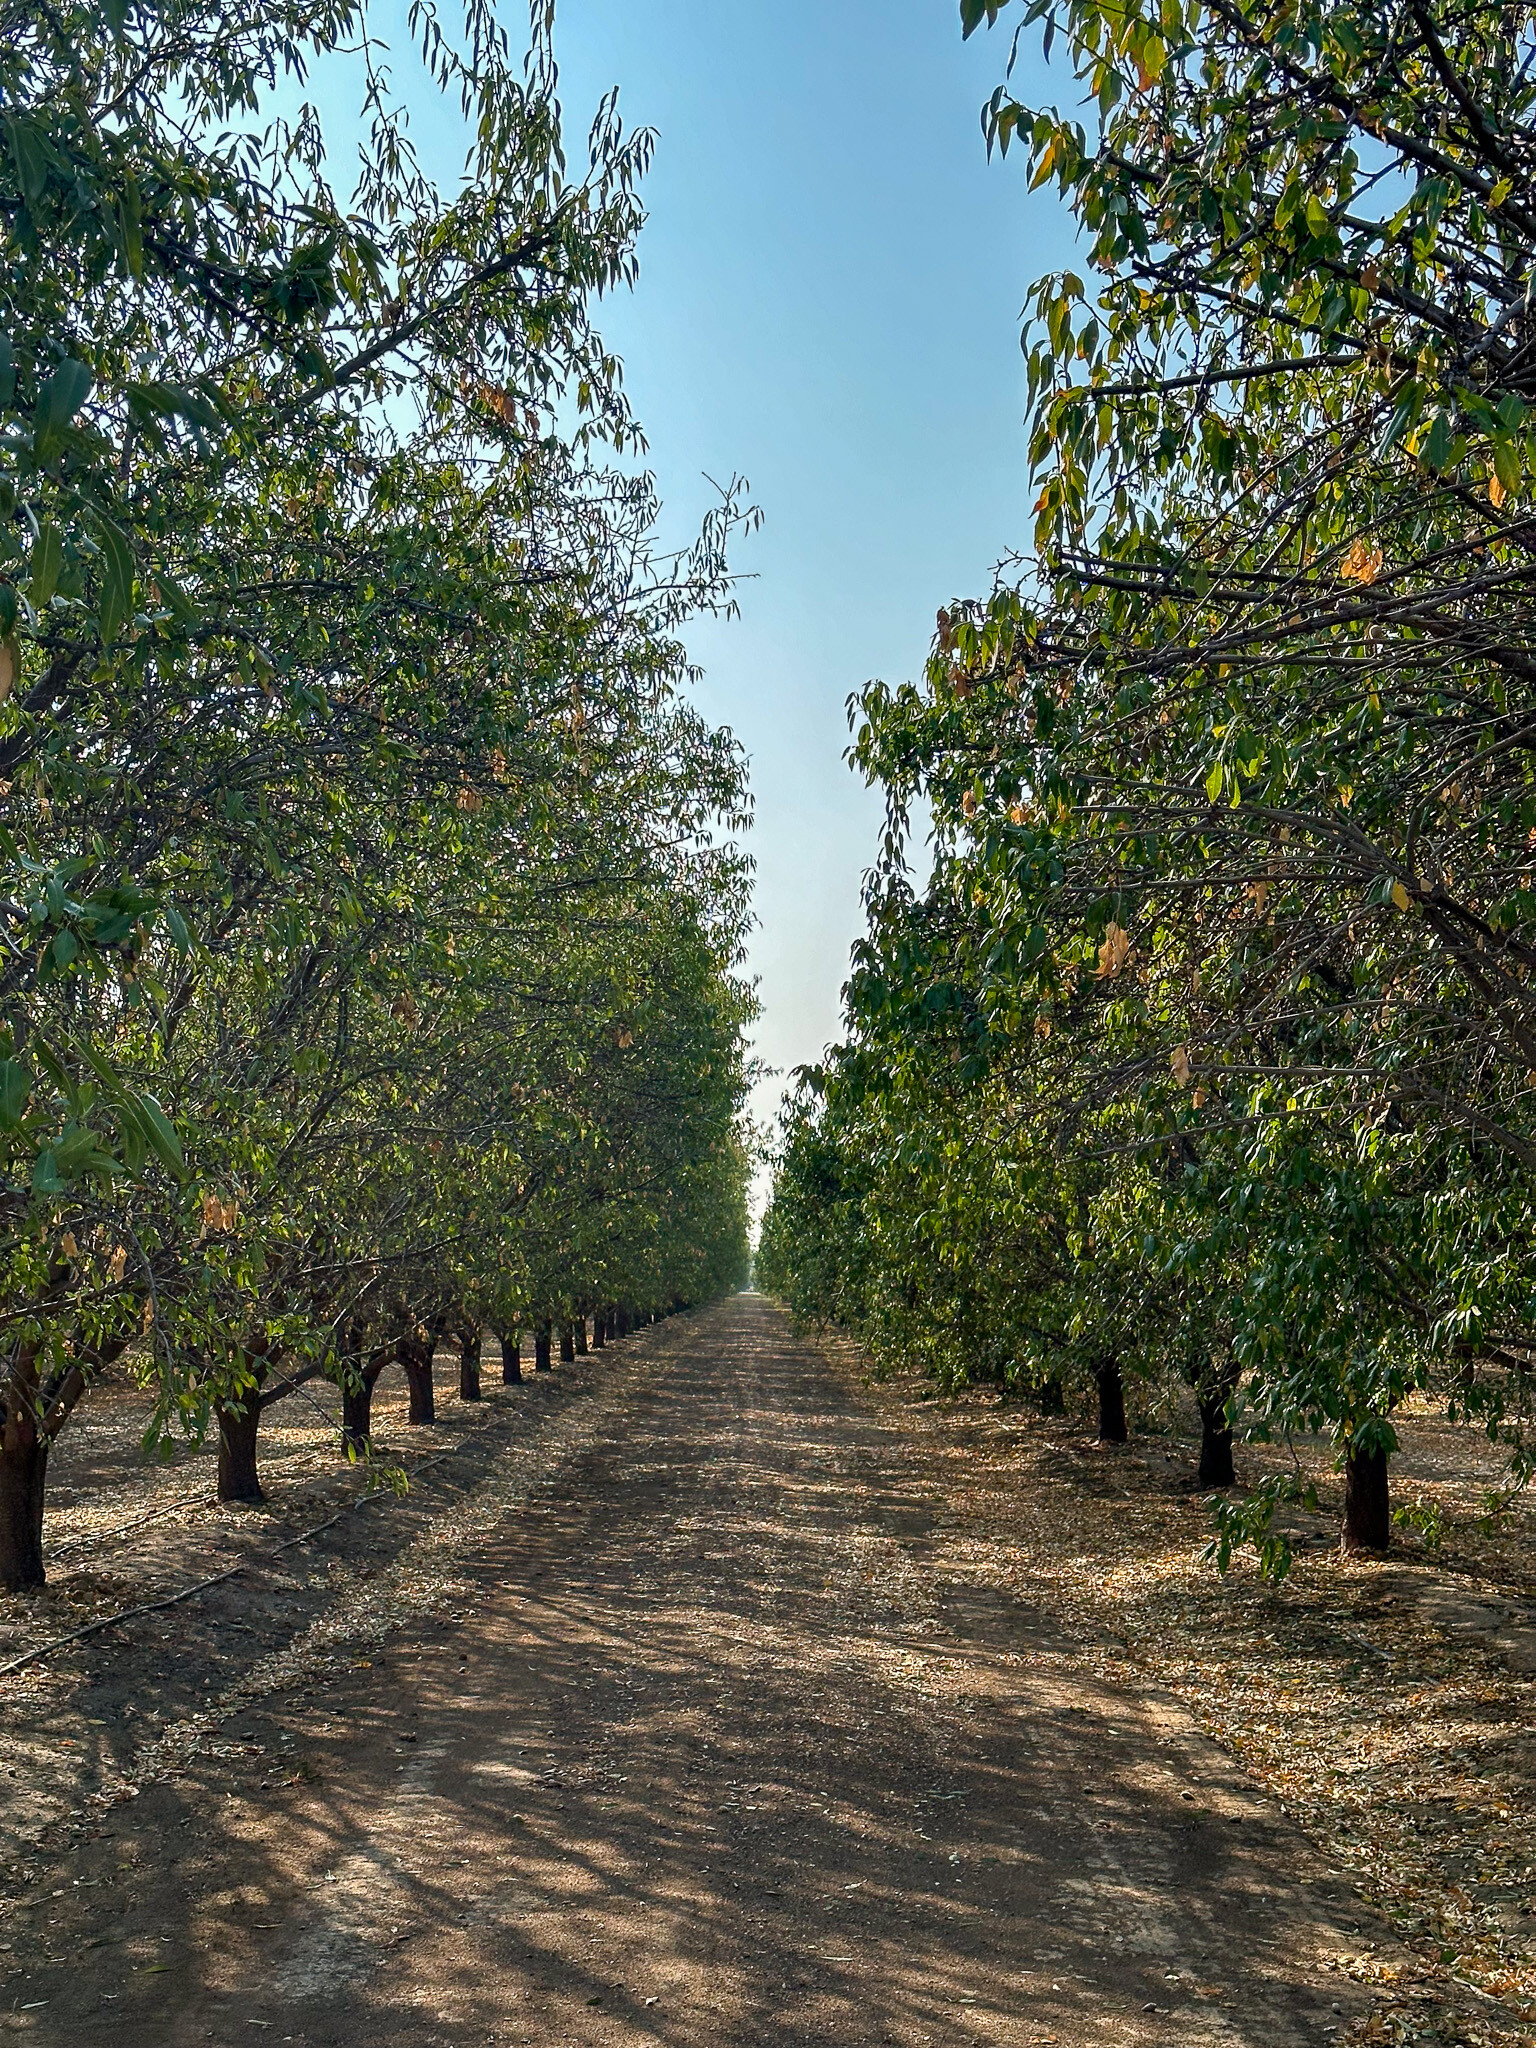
[0, 1296, 1430, 2045]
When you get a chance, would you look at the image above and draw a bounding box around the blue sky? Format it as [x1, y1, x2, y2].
[548, 1, 1076, 1187]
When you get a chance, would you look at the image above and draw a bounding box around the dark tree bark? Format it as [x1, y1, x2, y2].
[402, 1338, 436, 1424]
[574, 1316, 588, 1356]
[559, 1321, 575, 1364]
[615, 1307, 631, 1338]
[217, 1395, 264, 1503]
[458, 1327, 482, 1402]
[1197, 1378, 1237, 1488]
[1096, 1358, 1128, 1443]
[341, 1348, 389, 1455]
[534, 1321, 552, 1372]
[0, 1417, 48, 1593]
[1343, 1440, 1391, 1553]
[592, 1317, 605, 1351]
[497, 1331, 522, 1384]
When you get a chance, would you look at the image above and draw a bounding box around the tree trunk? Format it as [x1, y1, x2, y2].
[342, 1377, 373, 1455]
[592, 1317, 605, 1351]
[574, 1316, 588, 1356]
[497, 1331, 522, 1384]
[534, 1322, 552, 1372]
[458, 1328, 482, 1403]
[559, 1321, 575, 1364]
[1096, 1358, 1128, 1443]
[403, 1342, 435, 1425]
[1342, 1440, 1391, 1553]
[217, 1396, 264, 1503]
[1197, 1382, 1236, 1488]
[1032, 1374, 1065, 1415]
[0, 1424, 48, 1593]
[341, 1349, 388, 1455]
[615, 1307, 631, 1338]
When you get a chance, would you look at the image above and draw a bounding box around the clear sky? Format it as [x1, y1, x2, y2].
[546, 1, 1075, 1197]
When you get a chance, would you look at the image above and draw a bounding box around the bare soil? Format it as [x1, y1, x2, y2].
[0, 1296, 1511, 2045]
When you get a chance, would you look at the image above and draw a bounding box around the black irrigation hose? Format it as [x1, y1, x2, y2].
[0, 1389, 521, 1683]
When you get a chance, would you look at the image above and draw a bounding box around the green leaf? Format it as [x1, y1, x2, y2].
[34, 358, 92, 441]
[7, 116, 50, 207]
[0, 1060, 32, 1130]
[29, 523, 63, 608]
[135, 1092, 186, 1178]
[1423, 411, 1452, 471]
[31, 1148, 64, 1196]
[118, 173, 143, 279]
[1205, 763, 1223, 803]
[95, 518, 135, 641]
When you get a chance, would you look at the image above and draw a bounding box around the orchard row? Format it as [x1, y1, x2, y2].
[762, 0, 1536, 1569]
[0, 0, 754, 1589]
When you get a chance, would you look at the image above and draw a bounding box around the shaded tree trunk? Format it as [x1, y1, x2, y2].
[534, 1322, 552, 1372]
[1343, 1440, 1391, 1553]
[341, 1347, 389, 1455]
[217, 1395, 264, 1504]
[497, 1331, 522, 1384]
[1096, 1358, 1128, 1444]
[0, 1420, 48, 1593]
[402, 1338, 436, 1424]
[1032, 1374, 1065, 1415]
[559, 1321, 575, 1364]
[574, 1316, 588, 1356]
[615, 1307, 631, 1338]
[1197, 1374, 1237, 1488]
[458, 1327, 482, 1402]
[592, 1316, 605, 1351]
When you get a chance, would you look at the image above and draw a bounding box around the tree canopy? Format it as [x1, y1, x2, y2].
[761, 0, 1536, 1569]
[0, 0, 755, 1590]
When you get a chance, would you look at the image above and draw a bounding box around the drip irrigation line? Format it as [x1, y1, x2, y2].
[0, 1386, 522, 1684]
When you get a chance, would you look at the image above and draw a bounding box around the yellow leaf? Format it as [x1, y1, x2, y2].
[1390, 880, 1411, 910]
[1170, 1044, 1193, 1086]
[1339, 537, 1383, 585]
[1489, 473, 1507, 508]
[1095, 921, 1131, 977]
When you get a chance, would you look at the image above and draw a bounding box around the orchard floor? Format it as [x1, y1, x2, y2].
[0, 1295, 1508, 2047]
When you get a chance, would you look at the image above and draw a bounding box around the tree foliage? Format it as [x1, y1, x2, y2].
[762, 0, 1536, 1569]
[0, 0, 754, 1590]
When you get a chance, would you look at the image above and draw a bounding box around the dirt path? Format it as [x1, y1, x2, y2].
[7, 1295, 1394, 2046]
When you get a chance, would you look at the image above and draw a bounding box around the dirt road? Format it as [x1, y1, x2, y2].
[9, 1295, 1386, 2046]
